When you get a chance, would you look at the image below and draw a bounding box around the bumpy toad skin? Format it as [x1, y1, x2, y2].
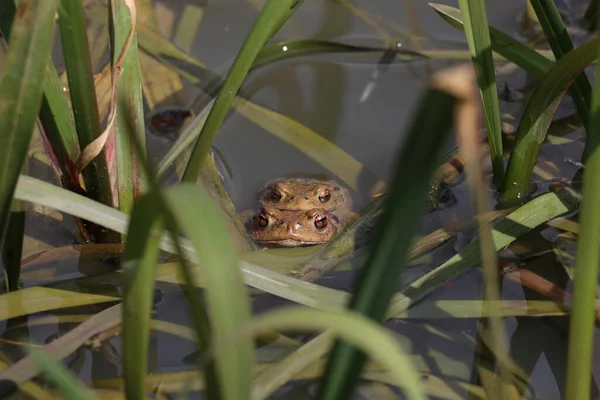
[247, 207, 340, 247]
[259, 178, 352, 213]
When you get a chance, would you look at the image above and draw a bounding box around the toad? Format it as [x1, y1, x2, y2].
[259, 178, 353, 213]
[247, 207, 342, 246]
[245, 178, 357, 247]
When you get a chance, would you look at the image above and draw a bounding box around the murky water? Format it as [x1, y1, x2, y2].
[5, 0, 600, 398]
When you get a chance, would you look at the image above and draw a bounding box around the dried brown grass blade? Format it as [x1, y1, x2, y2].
[75, 0, 137, 173]
[440, 64, 520, 399]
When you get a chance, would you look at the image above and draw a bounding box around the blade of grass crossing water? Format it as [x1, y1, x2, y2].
[0, 0, 59, 250]
[529, 0, 592, 156]
[501, 39, 598, 206]
[117, 90, 224, 400]
[391, 187, 580, 315]
[122, 194, 163, 400]
[59, 0, 114, 209]
[565, 24, 600, 400]
[181, 0, 305, 183]
[28, 347, 100, 400]
[317, 68, 460, 400]
[226, 306, 426, 400]
[165, 185, 254, 400]
[110, 0, 147, 215]
[457, 0, 504, 184]
[429, 3, 554, 77]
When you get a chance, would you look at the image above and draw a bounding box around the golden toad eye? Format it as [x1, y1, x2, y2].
[314, 214, 328, 229]
[271, 188, 282, 202]
[318, 189, 331, 203]
[257, 213, 269, 228]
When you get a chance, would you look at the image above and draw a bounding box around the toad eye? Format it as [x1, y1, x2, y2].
[271, 188, 282, 202]
[257, 212, 269, 228]
[314, 214, 328, 229]
[318, 189, 331, 203]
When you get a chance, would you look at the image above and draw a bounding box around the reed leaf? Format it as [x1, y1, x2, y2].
[565, 22, 600, 400]
[28, 347, 100, 400]
[390, 187, 580, 315]
[121, 195, 163, 400]
[164, 185, 254, 400]
[456, 0, 504, 184]
[59, 0, 114, 210]
[110, 0, 147, 215]
[0, 287, 118, 320]
[501, 39, 598, 206]
[529, 0, 592, 156]
[0, 1, 79, 190]
[318, 66, 461, 400]
[0, 0, 59, 250]
[224, 306, 426, 400]
[181, 0, 305, 183]
[0, 305, 121, 393]
[430, 3, 553, 78]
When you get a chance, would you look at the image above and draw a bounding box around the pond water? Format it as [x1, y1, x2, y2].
[3, 0, 600, 398]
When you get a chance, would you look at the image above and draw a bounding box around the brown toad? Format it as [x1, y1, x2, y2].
[245, 178, 356, 247]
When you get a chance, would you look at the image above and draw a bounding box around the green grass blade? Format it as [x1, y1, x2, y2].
[529, 0, 592, 154]
[59, 0, 113, 209]
[28, 347, 99, 400]
[0, 0, 59, 249]
[501, 39, 598, 206]
[565, 23, 600, 400]
[110, 0, 147, 215]
[223, 306, 426, 400]
[121, 194, 163, 400]
[181, 0, 305, 183]
[390, 187, 580, 315]
[318, 77, 458, 399]
[165, 185, 253, 400]
[430, 3, 554, 78]
[457, 0, 504, 184]
[0, 305, 121, 389]
[0, 1, 82, 191]
[39, 64, 82, 184]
